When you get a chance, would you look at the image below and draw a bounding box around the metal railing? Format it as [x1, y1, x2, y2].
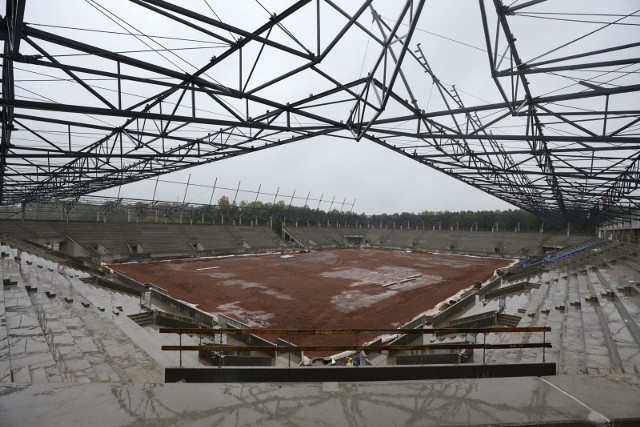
[159, 326, 551, 367]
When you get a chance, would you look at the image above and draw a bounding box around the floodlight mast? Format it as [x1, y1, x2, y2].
[0, 0, 638, 224]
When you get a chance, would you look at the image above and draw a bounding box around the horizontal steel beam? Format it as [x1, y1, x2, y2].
[162, 342, 552, 353]
[158, 326, 551, 335]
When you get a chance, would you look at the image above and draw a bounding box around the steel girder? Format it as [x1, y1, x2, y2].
[0, 0, 639, 224]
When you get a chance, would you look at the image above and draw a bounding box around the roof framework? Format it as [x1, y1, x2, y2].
[1, 0, 639, 224]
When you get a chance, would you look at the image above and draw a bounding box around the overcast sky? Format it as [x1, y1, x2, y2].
[16, 0, 638, 215]
[105, 0, 513, 214]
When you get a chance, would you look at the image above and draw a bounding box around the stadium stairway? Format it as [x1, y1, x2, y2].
[0, 221, 38, 241]
[129, 312, 153, 327]
[589, 269, 640, 374]
[496, 313, 521, 327]
[452, 240, 640, 375]
[1, 247, 62, 383]
[0, 244, 212, 383]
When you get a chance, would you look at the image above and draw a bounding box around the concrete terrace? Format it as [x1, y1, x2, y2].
[0, 244, 205, 384]
[0, 219, 596, 263]
[0, 221, 639, 425]
[424, 241, 640, 376]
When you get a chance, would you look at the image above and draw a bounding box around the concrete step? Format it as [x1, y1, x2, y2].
[497, 313, 522, 327]
[128, 312, 153, 327]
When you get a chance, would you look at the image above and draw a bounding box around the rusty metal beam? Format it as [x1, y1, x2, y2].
[162, 342, 552, 353]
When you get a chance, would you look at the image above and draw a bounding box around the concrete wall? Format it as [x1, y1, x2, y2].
[151, 290, 216, 327]
[432, 291, 478, 326]
[62, 237, 89, 258]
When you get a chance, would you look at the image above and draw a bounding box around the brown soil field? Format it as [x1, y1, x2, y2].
[111, 249, 511, 347]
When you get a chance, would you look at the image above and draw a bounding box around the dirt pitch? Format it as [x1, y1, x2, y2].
[111, 249, 511, 346]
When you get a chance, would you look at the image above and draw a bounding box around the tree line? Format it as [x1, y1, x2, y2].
[6, 197, 595, 234]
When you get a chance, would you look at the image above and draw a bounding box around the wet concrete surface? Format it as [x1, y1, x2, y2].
[0, 246, 181, 383]
[1, 243, 640, 426]
[1, 375, 639, 426]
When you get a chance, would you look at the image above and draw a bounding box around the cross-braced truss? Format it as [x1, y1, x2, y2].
[1, 0, 639, 224]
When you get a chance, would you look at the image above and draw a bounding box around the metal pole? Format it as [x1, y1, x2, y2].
[356, 331, 359, 366]
[483, 332, 486, 364]
[288, 333, 291, 368]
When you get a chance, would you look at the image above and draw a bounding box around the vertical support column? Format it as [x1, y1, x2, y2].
[316, 0, 321, 57]
[1, 0, 26, 204]
[483, 332, 486, 364]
